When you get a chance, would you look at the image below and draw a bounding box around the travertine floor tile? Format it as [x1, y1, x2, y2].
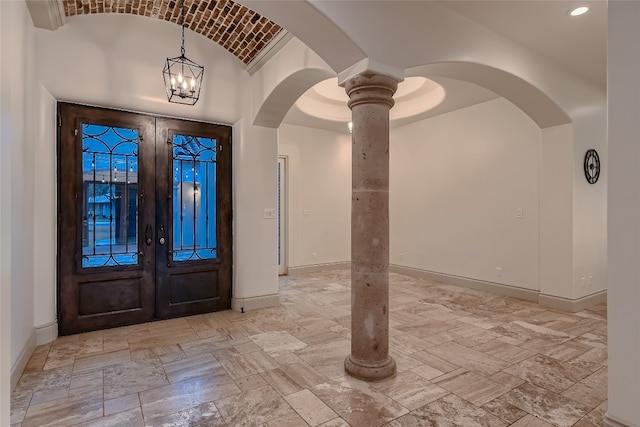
[388, 394, 507, 427]
[103, 358, 168, 400]
[144, 402, 225, 427]
[78, 407, 144, 427]
[481, 399, 528, 424]
[139, 373, 240, 420]
[503, 354, 592, 393]
[14, 365, 73, 396]
[162, 352, 224, 384]
[11, 269, 609, 427]
[561, 380, 607, 409]
[219, 350, 279, 379]
[249, 331, 308, 357]
[284, 389, 338, 426]
[73, 349, 131, 374]
[10, 391, 31, 425]
[103, 393, 139, 417]
[495, 382, 590, 427]
[311, 377, 408, 427]
[21, 393, 103, 427]
[295, 339, 351, 379]
[373, 371, 448, 410]
[433, 369, 509, 406]
[473, 338, 536, 364]
[215, 385, 295, 426]
[426, 341, 511, 376]
[510, 414, 555, 427]
[24, 344, 51, 373]
[410, 363, 445, 380]
[266, 411, 313, 427]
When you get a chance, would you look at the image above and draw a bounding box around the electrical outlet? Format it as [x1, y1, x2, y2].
[496, 267, 502, 276]
[516, 208, 523, 218]
[312, 252, 317, 260]
[399, 253, 404, 261]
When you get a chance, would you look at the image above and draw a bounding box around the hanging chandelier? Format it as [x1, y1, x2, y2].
[162, 0, 204, 105]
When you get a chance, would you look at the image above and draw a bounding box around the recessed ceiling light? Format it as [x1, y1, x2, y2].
[570, 6, 589, 17]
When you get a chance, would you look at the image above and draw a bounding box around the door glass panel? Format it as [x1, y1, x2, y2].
[81, 124, 139, 268]
[172, 134, 217, 261]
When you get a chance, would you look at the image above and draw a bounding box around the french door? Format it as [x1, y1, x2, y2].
[58, 103, 232, 335]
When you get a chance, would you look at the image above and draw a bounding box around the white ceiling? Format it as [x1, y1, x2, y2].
[281, 0, 607, 133]
[436, 0, 607, 90]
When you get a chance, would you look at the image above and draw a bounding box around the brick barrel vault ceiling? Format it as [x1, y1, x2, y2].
[63, 0, 283, 65]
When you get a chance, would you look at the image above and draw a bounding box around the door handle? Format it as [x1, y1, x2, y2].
[158, 225, 166, 246]
[145, 224, 153, 246]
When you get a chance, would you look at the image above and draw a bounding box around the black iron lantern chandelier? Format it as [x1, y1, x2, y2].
[163, 0, 204, 105]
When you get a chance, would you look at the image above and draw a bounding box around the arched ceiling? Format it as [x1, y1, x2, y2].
[62, 0, 283, 65]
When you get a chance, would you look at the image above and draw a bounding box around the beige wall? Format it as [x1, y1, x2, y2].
[390, 98, 541, 291]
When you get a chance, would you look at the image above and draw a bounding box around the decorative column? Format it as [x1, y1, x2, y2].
[344, 73, 397, 381]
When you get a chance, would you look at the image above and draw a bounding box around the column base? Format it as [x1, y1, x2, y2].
[344, 354, 396, 382]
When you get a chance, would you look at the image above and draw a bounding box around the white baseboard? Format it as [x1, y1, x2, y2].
[287, 262, 351, 275]
[232, 294, 280, 312]
[35, 321, 58, 345]
[286, 262, 606, 312]
[604, 413, 633, 427]
[11, 329, 36, 392]
[539, 290, 607, 313]
[390, 264, 539, 302]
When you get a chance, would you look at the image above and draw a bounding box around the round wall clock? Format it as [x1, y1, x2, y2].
[584, 149, 600, 184]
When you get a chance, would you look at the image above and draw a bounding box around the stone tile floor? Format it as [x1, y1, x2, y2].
[11, 270, 608, 426]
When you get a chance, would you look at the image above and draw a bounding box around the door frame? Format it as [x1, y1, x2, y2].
[278, 155, 288, 275]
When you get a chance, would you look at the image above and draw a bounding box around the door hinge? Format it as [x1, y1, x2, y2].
[219, 145, 223, 152]
[139, 133, 144, 141]
[57, 115, 62, 127]
[74, 128, 78, 136]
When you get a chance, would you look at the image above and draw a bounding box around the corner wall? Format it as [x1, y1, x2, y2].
[0, 0, 38, 418]
[606, 2, 640, 425]
[33, 86, 57, 343]
[279, 124, 351, 270]
[232, 114, 280, 311]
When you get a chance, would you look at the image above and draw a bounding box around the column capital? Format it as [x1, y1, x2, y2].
[338, 58, 404, 86]
[345, 74, 398, 110]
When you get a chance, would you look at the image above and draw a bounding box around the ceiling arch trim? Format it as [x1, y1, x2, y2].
[253, 67, 335, 128]
[409, 62, 572, 129]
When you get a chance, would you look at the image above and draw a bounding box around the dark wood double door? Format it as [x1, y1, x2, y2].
[58, 103, 232, 335]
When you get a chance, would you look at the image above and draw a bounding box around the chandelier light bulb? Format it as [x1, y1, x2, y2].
[178, 74, 183, 83]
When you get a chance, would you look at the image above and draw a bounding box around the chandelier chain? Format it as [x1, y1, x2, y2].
[180, 0, 186, 57]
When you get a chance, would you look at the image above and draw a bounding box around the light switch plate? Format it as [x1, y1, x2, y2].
[264, 208, 277, 219]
